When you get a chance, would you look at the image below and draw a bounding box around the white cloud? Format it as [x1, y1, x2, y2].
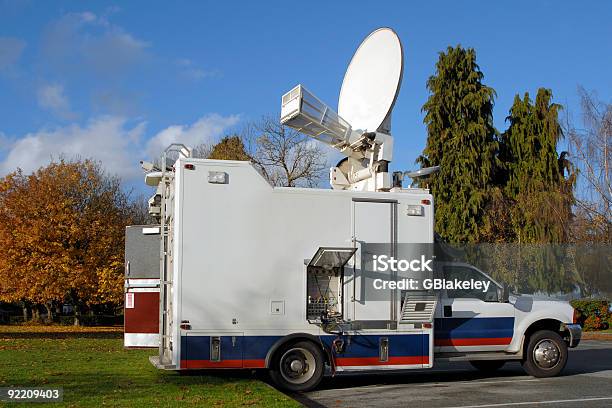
[41, 11, 149, 77]
[0, 36, 26, 70]
[82, 28, 149, 75]
[0, 116, 146, 180]
[34, 11, 150, 117]
[0, 113, 241, 181]
[37, 84, 75, 119]
[146, 113, 240, 159]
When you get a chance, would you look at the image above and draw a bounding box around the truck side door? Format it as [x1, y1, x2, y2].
[436, 265, 515, 352]
[351, 199, 396, 323]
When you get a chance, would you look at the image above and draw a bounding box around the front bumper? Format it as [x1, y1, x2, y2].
[564, 323, 582, 348]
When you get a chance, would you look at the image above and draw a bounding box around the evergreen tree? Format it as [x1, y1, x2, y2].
[500, 89, 575, 243]
[418, 46, 498, 243]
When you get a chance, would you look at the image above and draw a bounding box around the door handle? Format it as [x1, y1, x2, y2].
[443, 305, 452, 317]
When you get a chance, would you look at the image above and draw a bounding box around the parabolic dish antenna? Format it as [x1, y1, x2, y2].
[338, 28, 403, 133]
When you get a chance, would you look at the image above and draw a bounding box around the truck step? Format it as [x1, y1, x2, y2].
[435, 352, 522, 362]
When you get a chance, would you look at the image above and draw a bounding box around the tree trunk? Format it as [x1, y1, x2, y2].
[73, 304, 80, 326]
[44, 303, 53, 323]
[21, 301, 28, 322]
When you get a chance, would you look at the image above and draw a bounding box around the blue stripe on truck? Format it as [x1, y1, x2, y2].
[180, 333, 428, 368]
[434, 317, 514, 346]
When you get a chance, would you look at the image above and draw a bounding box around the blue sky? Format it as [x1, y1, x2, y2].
[1, 1, 610, 192]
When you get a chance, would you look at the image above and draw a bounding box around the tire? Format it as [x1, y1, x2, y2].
[521, 330, 568, 378]
[470, 360, 506, 373]
[269, 340, 325, 392]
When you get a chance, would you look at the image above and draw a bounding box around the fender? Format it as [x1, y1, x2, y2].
[507, 303, 573, 353]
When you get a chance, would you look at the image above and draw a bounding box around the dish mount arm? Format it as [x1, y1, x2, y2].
[280, 85, 393, 192]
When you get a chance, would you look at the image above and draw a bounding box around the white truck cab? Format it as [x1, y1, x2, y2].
[434, 262, 581, 378]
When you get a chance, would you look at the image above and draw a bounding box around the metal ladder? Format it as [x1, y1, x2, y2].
[158, 144, 191, 366]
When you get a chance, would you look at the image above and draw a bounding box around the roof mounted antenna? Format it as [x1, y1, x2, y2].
[393, 166, 440, 188]
[393, 165, 440, 188]
[280, 28, 403, 192]
[404, 166, 440, 180]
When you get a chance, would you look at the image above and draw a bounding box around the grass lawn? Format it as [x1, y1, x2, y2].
[0, 325, 299, 407]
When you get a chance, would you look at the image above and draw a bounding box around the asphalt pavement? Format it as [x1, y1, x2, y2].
[293, 340, 612, 408]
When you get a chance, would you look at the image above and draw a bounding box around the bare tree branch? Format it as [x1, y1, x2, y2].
[566, 87, 612, 242]
[242, 117, 328, 187]
[191, 143, 213, 159]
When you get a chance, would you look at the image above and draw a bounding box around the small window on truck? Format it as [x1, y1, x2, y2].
[443, 265, 499, 302]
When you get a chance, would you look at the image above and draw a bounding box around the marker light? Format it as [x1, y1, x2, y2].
[208, 171, 228, 184]
[406, 205, 424, 216]
[573, 308, 579, 324]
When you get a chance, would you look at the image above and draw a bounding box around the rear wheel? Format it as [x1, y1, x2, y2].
[469, 360, 506, 373]
[521, 330, 568, 377]
[269, 341, 325, 392]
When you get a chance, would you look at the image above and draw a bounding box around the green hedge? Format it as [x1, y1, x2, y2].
[570, 298, 611, 331]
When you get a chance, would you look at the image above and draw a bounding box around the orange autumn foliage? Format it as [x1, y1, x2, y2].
[0, 159, 143, 308]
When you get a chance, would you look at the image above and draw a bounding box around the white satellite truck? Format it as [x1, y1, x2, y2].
[143, 28, 581, 391]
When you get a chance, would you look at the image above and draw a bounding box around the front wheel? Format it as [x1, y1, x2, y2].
[269, 341, 325, 392]
[470, 360, 506, 373]
[521, 330, 568, 377]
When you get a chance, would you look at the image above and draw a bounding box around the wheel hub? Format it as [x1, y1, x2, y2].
[290, 359, 304, 372]
[279, 347, 316, 385]
[533, 339, 560, 369]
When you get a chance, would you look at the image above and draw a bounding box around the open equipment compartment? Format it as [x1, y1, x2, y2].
[306, 247, 356, 323]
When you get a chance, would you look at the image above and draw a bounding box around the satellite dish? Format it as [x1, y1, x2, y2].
[338, 28, 403, 133]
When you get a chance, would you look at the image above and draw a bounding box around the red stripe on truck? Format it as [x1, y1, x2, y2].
[434, 337, 512, 346]
[182, 357, 428, 369]
[180, 359, 265, 369]
[335, 356, 428, 366]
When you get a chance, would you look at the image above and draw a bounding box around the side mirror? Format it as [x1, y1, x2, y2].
[501, 284, 510, 303]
